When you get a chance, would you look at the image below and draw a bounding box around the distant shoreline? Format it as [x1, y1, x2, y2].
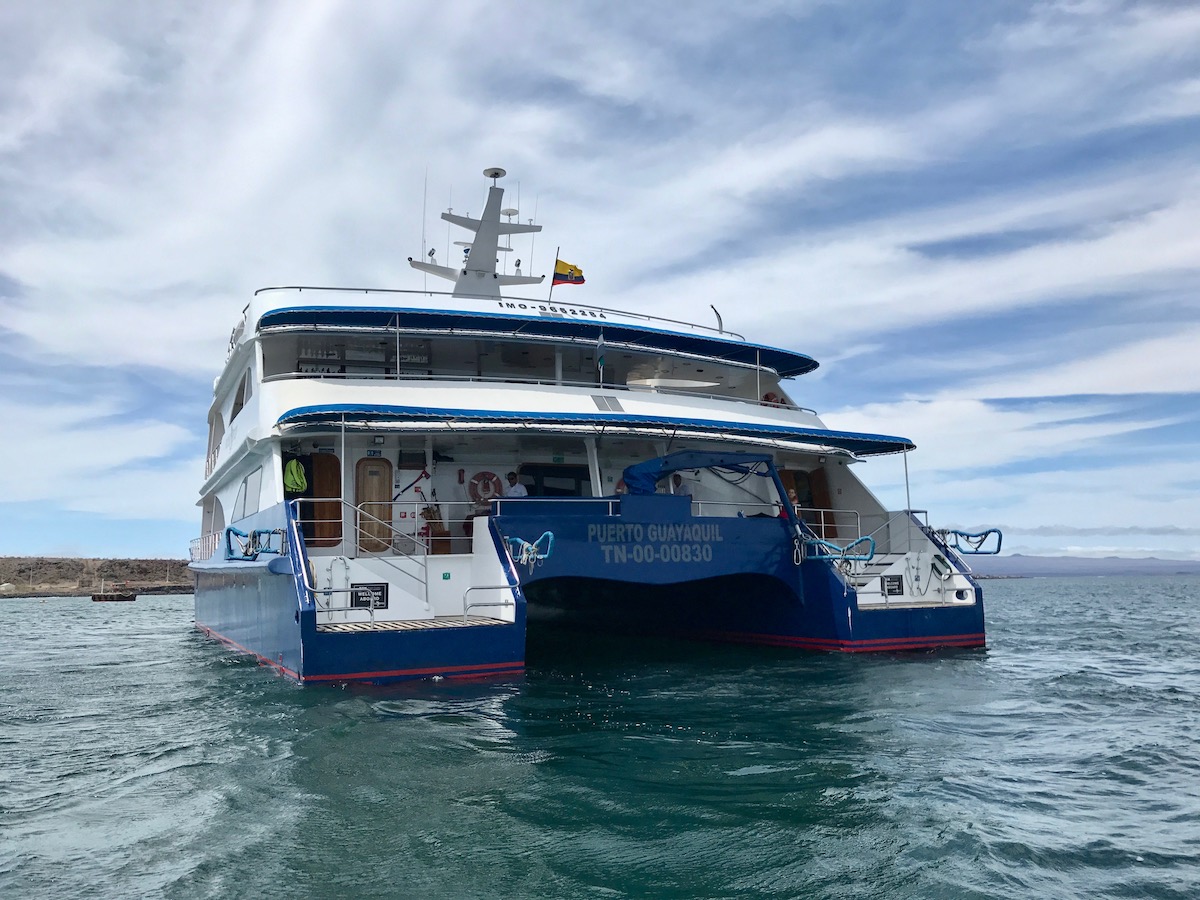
[3, 554, 1198, 598]
[0, 557, 193, 600]
[967, 555, 1200, 578]
[2, 585, 194, 600]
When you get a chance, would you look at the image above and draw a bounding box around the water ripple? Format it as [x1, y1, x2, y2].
[2, 580, 1200, 898]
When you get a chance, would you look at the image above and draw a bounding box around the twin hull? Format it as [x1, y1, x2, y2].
[193, 496, 985, 684]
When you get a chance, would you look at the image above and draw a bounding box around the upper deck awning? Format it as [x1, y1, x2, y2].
[256, 305, 819, 377]
[275, 403, 914, 457]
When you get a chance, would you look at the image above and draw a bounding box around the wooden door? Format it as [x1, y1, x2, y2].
[356, 457, 393, 553]
[309, 453, 342, 548]
[807, 467, 838, 539]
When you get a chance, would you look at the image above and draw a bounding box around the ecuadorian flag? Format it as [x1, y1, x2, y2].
[553, 259, 585, 286]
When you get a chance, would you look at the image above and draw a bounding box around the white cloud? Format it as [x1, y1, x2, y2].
[819, 393, 1199, 551]
[961, 324, 1200, 398]
[0, 397, 199, 520]
[1, 0, 1198, 551]
[827, 396, 1168, 473]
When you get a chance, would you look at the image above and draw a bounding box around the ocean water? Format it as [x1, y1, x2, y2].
[2, 577, 1198, 899]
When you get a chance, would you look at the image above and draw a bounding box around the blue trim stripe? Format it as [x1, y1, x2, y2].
[275, 403, 915, 455]
[257, 305, 819, 377]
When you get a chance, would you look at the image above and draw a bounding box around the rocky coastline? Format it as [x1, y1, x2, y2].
[0, 557, 194, 599]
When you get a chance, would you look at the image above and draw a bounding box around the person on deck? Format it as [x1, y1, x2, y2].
[672, 473, 692, 498]
[504, 472, 528, 498]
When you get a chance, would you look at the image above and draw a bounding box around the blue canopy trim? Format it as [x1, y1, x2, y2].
[257, 306, 819, 377]
[275, 404, 915, 456]
[622, 451, 775, 495]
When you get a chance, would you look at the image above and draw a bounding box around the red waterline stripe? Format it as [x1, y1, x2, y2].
[700, 629, 986, 652]
[198, 622, 525, 683]
[196, 623, 302, 681]
[304, 660, 525, 682]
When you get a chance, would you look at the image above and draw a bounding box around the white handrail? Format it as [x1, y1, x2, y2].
[461, 585, 517, 624]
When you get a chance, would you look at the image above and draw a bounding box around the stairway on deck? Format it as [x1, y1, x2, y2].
[846, 552, 906, 590]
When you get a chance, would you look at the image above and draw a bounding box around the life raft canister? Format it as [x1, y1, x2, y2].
[468, 471, 503, 503]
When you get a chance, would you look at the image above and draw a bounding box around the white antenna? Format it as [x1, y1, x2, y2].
[407, 166, 544, 298]
[501, 207, 518, 275]
[529, 194, 539, 276]
[421, 168, 428, 293]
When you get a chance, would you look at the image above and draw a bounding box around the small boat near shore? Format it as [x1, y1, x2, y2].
[190, 165, 1001, 684]
[92, 579, 137, 602]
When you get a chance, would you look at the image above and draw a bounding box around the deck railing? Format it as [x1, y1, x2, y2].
[260, 369, 815, 415]
[253, 285, 745, 340]
[190, 531, 221, 562]
[204, 448, 220, 479]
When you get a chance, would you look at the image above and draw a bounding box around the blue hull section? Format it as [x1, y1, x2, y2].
[194, 562, 307, 678]
[496, 495, 985, 653]
[192, 504, 527, 685]
[194, 565, 527, 684]
[298, 616, 527, 684]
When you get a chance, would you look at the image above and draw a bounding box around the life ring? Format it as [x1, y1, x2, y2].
[468, 471, 503, 503]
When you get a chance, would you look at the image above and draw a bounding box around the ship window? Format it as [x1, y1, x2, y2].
[243, 467, 262, 517]
[519, 464, 592, 497]
[230, 368, 253, 420]
[231, 466, 263, 521]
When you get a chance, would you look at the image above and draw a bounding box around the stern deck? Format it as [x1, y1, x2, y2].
[316, 614, 510, 634]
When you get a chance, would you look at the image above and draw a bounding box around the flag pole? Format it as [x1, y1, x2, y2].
[548, 245, 560, 302]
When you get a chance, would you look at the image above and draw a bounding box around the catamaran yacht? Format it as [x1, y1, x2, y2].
[189, 167, 1000, 684]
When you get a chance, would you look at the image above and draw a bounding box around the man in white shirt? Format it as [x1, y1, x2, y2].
[504, 471, 528, 497]
[671, 473, 692, 498]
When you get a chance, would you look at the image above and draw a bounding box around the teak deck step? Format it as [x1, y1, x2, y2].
[316, 615, 508, 634]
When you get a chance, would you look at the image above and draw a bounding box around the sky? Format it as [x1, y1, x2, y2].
[1, 0, 1198, 560]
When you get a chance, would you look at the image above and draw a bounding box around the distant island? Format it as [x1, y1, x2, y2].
[2, 553, 1198, 598]
[967, 554, 1200, 578]
[0, 557, 193, 598]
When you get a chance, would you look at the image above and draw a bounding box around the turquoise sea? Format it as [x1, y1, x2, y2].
[2, 577, 1198, 899]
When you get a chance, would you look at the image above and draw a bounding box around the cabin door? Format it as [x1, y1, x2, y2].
[356, 457, 393, 553]
[309, 453, 343, 548]
[807, 468, 838, 539]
